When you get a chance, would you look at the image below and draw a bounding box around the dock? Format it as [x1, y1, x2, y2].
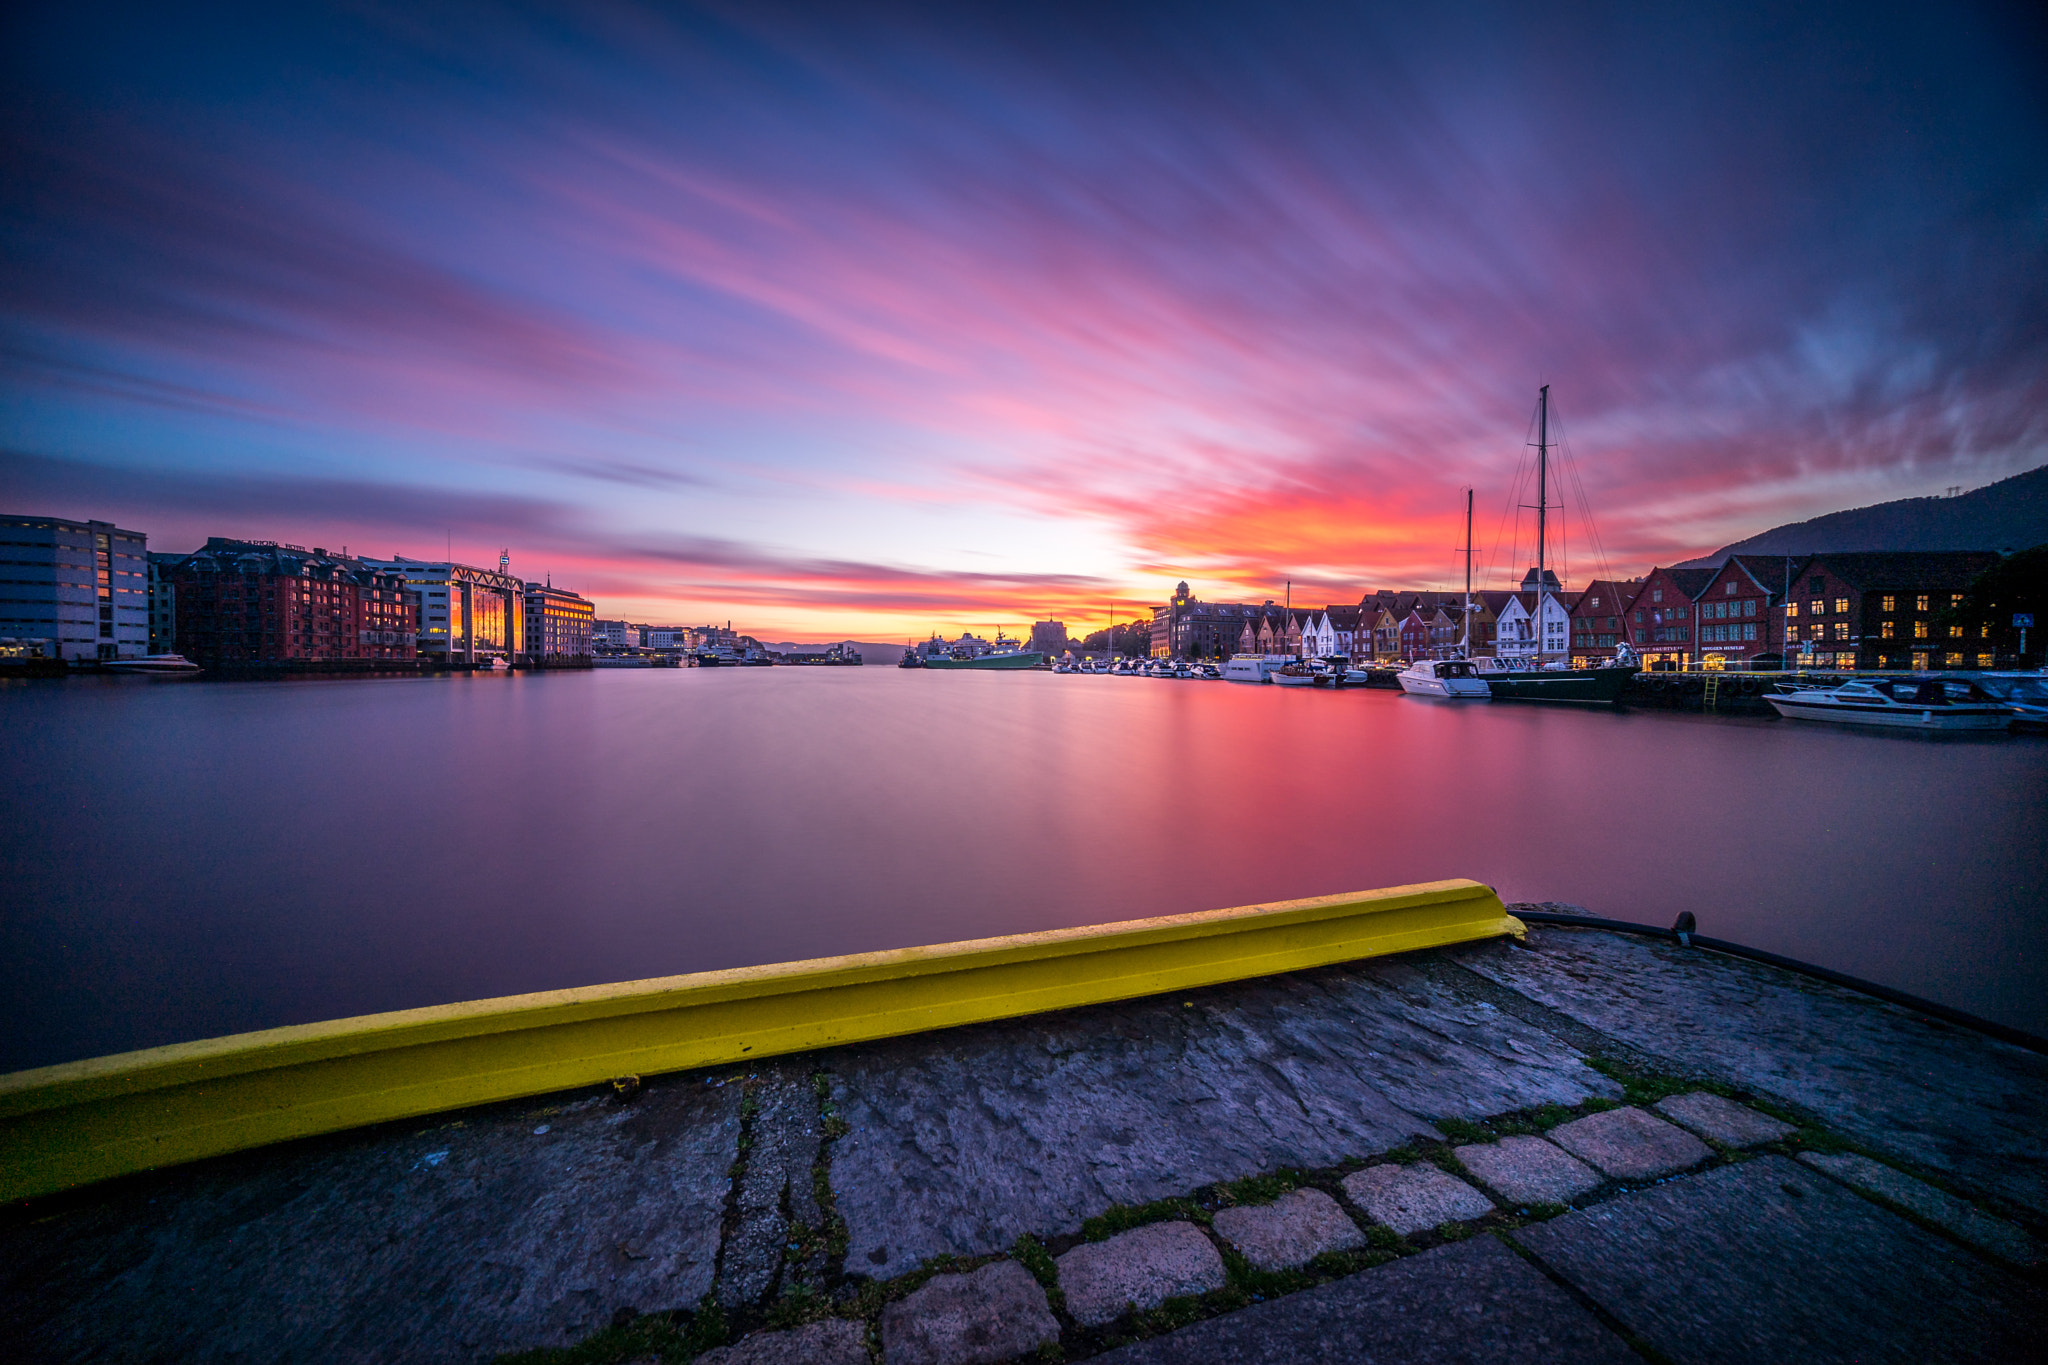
[2, 903, 2041, 1362]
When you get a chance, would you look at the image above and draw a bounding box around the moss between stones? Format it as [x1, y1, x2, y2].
[501, 1051, 1895, 1363]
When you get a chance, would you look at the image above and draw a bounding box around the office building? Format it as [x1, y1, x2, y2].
[0, 515, 149, 661]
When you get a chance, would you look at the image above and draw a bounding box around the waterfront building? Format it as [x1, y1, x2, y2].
[1321, 604, 1367, 658]
[361, 556, 523, 665]
[644, 626, 692, 651]
[591, 619, 644, 651]
[147, 551, 189, 655]
[695, 623, 739, 651]
[524, 583, 595, 663]
[1029, 620, 1068, 658]
[1568, 579, 1643, 666]
[1626, 566, 1715, 669]
[1493, 572, 1577, 662]
[171, 540, 417, 666]
[1398, 607, 1431, 660]
[1468, 592, 1512, 653]
[1300, 611, 1338, 657]
[1791, 552, 2002, 671]
[1693, 557, 1798, 669]
[0, 515, 149, 661]
[1151, 585, 1271, 659]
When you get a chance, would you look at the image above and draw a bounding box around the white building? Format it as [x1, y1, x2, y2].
[361, 555, 524, 665]
[1301, 611, 1339, 658]
[1494, 570, 1576, 662]
[0, 515, 149, 661]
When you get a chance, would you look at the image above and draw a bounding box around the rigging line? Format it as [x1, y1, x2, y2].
[1545, 395, 1615, 585]
[1483, 400, 1540, 592]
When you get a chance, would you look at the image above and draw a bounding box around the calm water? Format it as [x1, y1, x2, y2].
[3, 667, 2044, 1071]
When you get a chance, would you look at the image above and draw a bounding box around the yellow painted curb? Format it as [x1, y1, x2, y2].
[0, 878, 1521, 1202]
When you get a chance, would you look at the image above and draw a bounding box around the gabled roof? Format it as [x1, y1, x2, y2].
[1322, 605, 1365, 628]
[1570, 580, 1642, 616]
[1801, 551, 2001, 592]
[1470, 590, 1514, 616]
[1664, 566, 1719, 599]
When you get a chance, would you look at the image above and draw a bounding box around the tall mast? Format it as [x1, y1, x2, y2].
[1461, 487, 1473, 655]
[1536, 384, 1550, 585]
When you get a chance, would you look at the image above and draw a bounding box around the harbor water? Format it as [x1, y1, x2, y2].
[2, 667, 2043, 1072]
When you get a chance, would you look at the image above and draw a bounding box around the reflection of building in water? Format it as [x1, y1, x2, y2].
[0, 514, 149, 662]
[363, 555, 524, 665]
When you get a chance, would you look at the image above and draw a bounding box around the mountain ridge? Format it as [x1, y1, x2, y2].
[1676, 463, 2048, 567]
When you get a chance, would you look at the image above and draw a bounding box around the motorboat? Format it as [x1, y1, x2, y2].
[1271, 660, 1323, 687]
[102, 653, 202, 676]
[1765, 677, 2012, 730]
[1397, 658, 1490, 698]
[1970, 673, 2048, 729]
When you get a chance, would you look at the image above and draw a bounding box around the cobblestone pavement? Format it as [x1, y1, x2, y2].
[3, 926, 2043, 1363]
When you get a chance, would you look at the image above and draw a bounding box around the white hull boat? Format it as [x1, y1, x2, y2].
[102, 654, 202, 676]
[1397, 658, 1490, 698]
[1766, 678, 2011, 730]
[1221, 654, 1291, 683]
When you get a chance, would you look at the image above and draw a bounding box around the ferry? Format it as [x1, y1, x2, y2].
[916, 629, 1044, 670]
[1766, 678, 2012, 730]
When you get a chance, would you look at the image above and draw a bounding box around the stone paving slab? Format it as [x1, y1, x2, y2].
[1653, 1091, 1796, 1147]
[1517, 1155, 2046, 1365]
[720, 1064, 825, 1307]
[1338, 1163, 1494, 1235]
[1453, 1135, 1601, 1206]
[1089, 1236, 1639, 1364]
[0, 1077, 741, 1363]
[1547, 1105, 1710, 1180]
[1798, 1151, 2042, 1267]
[1055, 1221, 1228, 1327]
[1457, 929, 2048, 1214]
[698, 1317, 868, 1365]
[1210, 1188, 1363, 1270]
[880, 1260, 1059, 1365]
[829, 960, 1620, 1276]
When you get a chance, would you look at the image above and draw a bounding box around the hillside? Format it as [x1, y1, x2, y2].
[1678, 462, 2048, 567]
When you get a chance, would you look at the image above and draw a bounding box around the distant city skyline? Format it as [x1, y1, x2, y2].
[3, 3, 2044, 637]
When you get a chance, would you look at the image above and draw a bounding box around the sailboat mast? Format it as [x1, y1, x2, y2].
[1536, 384, 1550, 583]
[1462, 487, 1473, 654]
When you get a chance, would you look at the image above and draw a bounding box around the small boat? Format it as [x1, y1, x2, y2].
[1397, 658, 1490, 699]
[102, 653, 202, 676]
[1271, 661, 1322, 687]
[1766, 678, 2012, 730]
[1970, 673, 2048, 729]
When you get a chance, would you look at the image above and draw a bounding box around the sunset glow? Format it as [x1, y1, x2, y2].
[4, 3, 2043, 638]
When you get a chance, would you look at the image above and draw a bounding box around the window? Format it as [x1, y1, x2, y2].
[1913, 621, 1928, 639]
[1725, 582, 1737, 595]
[1915, 595, 1929, 612]
[1881, 621, 1895, 639]
[1950, 594, 1963, 609]
[1945, 652, 1964, 667]
[1786, 602, 1799, 618]
[1833, 598, 1848, 615]
[1912, 651, 1930, 670]
[1743, 599, 1756, 616]
[1980, 624, 1991, 639]
[1744, 622, 1757, 641]
[1810, 599, 1824, 616]
[1948, 624, 1964, 638]
[1809, 578, 1823, 594]
[1652, 588, 1663, 603]
[1881, 595, 1895, 612]
[1833, 623, 1849, 641]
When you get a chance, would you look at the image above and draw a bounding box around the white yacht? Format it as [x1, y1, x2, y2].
[1271, 660, 1323, 687]
[1397, 658, 1490, 699]
[1221, 654, 1290, 683]
[1766, 678, 2012, 730]
[102, 654, 202, 676]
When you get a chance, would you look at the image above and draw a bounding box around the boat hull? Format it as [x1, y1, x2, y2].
[921, 651, 1043, 670]
[1483, 667, 1636, 704]
[1398, 674, 1489, 699]
[1766, 697, 2010, 730]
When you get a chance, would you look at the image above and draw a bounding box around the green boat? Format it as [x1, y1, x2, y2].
[922, 650, 1043, 670]
[1475, 660, 1638, 703]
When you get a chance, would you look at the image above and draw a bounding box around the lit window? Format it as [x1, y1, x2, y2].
[1977, 653, 1994, 668]
[1915, 595, 1929, 612]
[1913, 621, 1928, 639]
[1980, 624, 1990, 639]
[1833, 623, 1849, 641]
[1950, 594, 1963, 608]
[1881, 621, 1895, 639]
[1881, 595, 1895, 612]
[1787, 602, 1799, 618]
[1948, 624, 1963, 638]
[1832, 598, 1848, 615]
[1810, 599, 1824, 616]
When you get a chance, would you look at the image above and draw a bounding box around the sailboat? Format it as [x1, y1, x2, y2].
[1399, 489, 1490, 698]
[1470, 386, 1638, 704]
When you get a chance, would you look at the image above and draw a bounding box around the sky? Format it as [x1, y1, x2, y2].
[3, 2, 2045, 639]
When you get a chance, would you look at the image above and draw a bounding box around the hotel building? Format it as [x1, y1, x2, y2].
[0, 514, 149, 661]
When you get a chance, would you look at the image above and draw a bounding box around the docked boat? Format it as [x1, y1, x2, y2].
[1271, 661, 1322, 687]
[1397, 658, 1489, 699]
[918, 629, 1043, 670]
[1220, 653, 1291, 683]
[102, 654, 202, 676]
[1970, 672, 2048, 729]
[1766, 678, 2012, 730]
[1472, 652, 1638, 704]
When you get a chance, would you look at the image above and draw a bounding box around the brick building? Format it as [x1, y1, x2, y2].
[1791, 552, 2002, 671]
[171, 539, 417, 667]
[1626, 566, 1715, 669]
[1694, 557, 1796, 668]
[1568, 579, 1641, 665]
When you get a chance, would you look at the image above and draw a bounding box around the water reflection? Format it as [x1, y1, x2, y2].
[1, 668, 2042, 1071]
